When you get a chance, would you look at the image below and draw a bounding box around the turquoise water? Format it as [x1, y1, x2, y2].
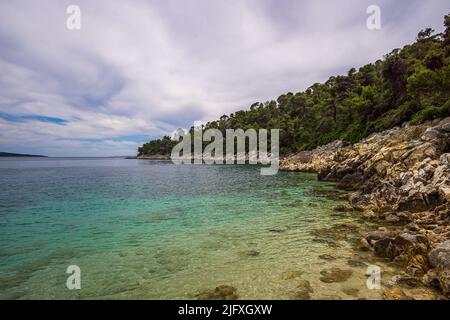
[0, 158, 398, 299]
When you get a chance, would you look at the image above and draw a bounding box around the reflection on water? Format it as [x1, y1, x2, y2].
[0, 158, 402, 299]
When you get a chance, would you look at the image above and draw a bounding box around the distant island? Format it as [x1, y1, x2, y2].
[0, 152, 47, 158]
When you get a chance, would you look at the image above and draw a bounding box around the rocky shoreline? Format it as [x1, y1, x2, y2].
[280, 117, 450, 298]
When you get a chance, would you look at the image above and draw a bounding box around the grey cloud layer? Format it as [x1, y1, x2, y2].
[0, 0, 448, 156]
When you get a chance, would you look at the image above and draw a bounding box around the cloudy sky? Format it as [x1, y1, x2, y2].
[0, 0, 448, 156]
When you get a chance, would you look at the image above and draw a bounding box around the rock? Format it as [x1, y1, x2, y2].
[427, 240, 450, 296]
[333, 204, 354, 212]
[195, 285, 238, 300]
[320, 268, 353, 283]
[292, 280, 314, 300]
[385, 214, 400, 224]
[428, 241, 450, 268]
[383, 287, 411, 300]
[378, 233, 430, 270]
[338, 172, 364, 190]
[268, 228, 286, 233]
[405, 288, 442, 300]
[374, 238, 393, 257]
[347, 259, 367, 268]
[423, 269, 441, 289]
[363, 210, 377, 219]
[407, 254, 429, 277]
[281, 270, 304, 280]
[356, 237, 372, 252]
[404, 222, 420, 232]
[318, 254, 336, 261]
[342, 287, 360, 297]
[365, 230, 393, 242]
[390, 275, 421, 288]
[243, 250, 260, 257]
[396, 212, 412, 223]
[317, 169, 331, 181]
[398, 192, 428, 212]
[422, 127, 441, 141]
[439, 186, 450, 202]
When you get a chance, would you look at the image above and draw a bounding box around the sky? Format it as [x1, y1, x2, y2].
[0, 0, 448, 157]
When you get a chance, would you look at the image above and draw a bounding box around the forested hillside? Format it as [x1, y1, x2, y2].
[138, 14, 450, 156]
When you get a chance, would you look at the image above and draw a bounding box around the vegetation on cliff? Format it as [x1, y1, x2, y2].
[138, 14, 450, 156]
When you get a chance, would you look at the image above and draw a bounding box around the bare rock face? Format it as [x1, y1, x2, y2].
[280, 117, 450, 296]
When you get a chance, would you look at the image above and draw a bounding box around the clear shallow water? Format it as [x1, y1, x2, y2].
[0, 158, 400, 299]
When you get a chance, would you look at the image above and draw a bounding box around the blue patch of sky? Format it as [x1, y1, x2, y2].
[0, 112, 68, 125]
[60, 135, 153, 143]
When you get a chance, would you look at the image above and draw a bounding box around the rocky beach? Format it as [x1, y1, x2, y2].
[280, 117, 450, 298]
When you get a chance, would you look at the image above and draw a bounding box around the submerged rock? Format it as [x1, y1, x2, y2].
[319, 267, 353, 283]
[292, 280, 314, 300]
[243, 250, 260, 257]
[281, 270, 304, 280]
[373, 238, 393, 257]
[333, 204, 354, 212]
[195, 285, 238, 300]
[342, 287, 360, 297]
[268, 228, 286, 233]
[318, 254, 336, 261]
[347, 259, 367, 268]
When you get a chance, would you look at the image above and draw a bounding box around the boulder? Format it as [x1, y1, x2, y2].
[423, 242, 450, 298]
[428, 241, 450, 268]
[374, 238, 393, 257]
[398, 192, 428, 212]
[365, 230, 394, 242]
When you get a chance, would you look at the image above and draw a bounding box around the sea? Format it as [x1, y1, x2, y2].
[0, 157, 400, 299]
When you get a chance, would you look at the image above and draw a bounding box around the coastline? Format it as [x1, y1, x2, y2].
[280, 117, 450, 298]
[0, 152, 47, 158]
[130, 154, 171, 160]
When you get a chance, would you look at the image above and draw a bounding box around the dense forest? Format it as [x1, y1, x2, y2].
[138, 14, 450, 156]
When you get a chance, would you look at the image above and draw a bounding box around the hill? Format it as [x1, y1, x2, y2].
[0, 152, 47, 157]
